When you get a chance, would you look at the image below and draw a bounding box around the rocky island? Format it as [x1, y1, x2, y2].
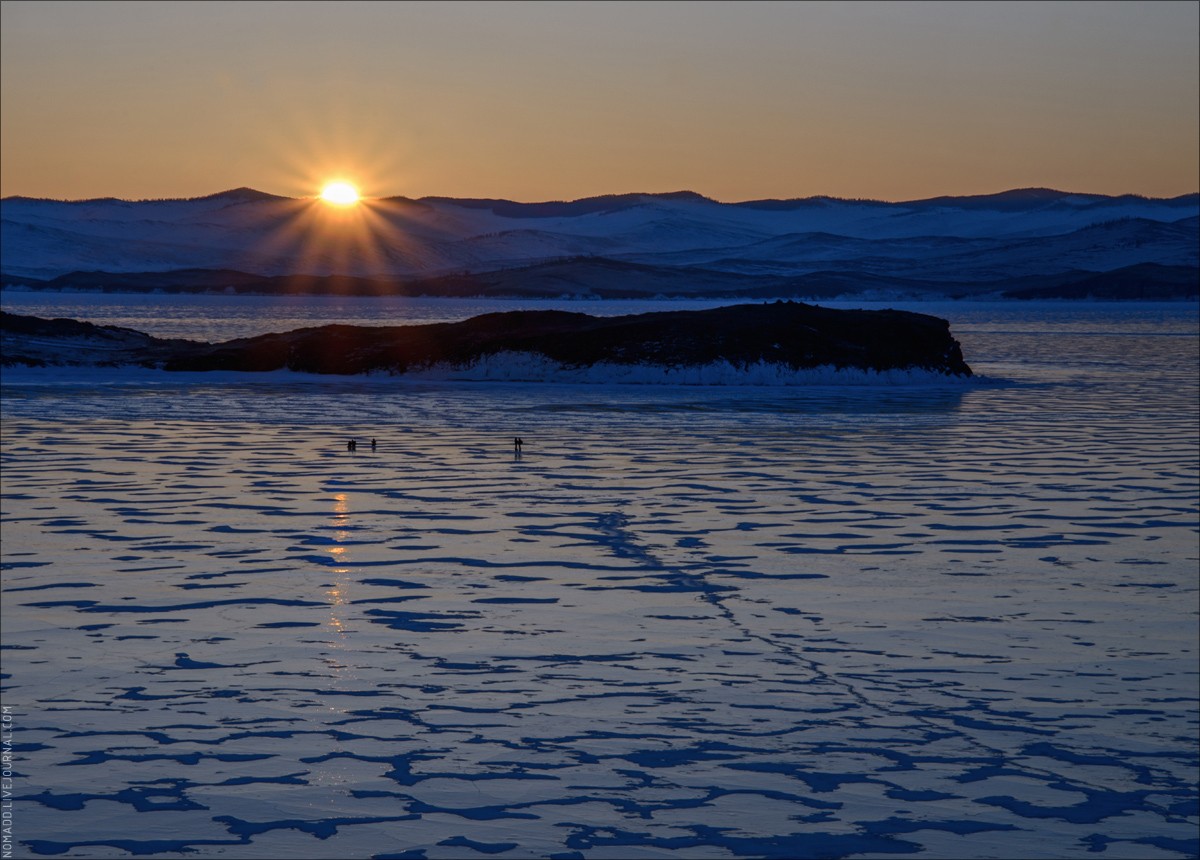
[0, 302, 972, 380]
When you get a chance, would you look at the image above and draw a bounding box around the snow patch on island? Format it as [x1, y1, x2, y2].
[402, 352, 973, 385]
[0, 356, 979, 387]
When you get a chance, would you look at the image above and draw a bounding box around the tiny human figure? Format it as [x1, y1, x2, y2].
[370, 438, 377, 451]
[347, 439, 357, 451]
[514, 437, 523, 453]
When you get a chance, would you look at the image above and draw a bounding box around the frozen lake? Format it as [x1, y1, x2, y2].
[1, 298, 1197, 858]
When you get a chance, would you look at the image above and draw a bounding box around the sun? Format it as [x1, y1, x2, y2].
[319, 181, 360, 206]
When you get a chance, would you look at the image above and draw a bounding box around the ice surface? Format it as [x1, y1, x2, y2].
[1, 303, 1197, 859]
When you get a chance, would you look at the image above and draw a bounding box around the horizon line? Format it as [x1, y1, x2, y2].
[2, 185, 1198, 207]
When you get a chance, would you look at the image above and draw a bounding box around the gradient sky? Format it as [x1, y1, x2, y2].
[2, 0, 1196, 202]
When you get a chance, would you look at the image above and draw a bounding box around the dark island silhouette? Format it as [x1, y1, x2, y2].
[0, 302, 972, 378]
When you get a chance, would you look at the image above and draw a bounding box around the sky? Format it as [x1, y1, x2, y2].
[1, 0, 1197, 203]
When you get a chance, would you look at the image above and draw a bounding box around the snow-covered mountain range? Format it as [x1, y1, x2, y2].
[2, 187, 1196, 298]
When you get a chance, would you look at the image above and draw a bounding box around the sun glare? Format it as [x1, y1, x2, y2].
[320, 181, 360, 206]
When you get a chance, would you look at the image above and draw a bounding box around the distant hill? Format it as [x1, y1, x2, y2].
[4, 260, 1195, 301]
[1, 187, 1195, 298]
[1000, 263, 1199, 299]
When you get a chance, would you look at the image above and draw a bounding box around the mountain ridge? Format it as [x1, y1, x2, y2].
[4, 186, 1195, 207]
[3, 186, 1195, 293]
[4, 260, 1194, 301]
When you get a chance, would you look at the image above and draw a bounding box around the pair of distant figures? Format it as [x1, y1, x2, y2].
[345, 438, 521, 452]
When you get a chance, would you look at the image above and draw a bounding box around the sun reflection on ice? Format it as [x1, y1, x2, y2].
[326, 492, 351, 640]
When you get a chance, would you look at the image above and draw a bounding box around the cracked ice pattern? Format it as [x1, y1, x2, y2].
[1, 302, 1197, 859]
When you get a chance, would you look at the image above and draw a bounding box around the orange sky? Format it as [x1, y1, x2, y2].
[2, 1, 1197, 202]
